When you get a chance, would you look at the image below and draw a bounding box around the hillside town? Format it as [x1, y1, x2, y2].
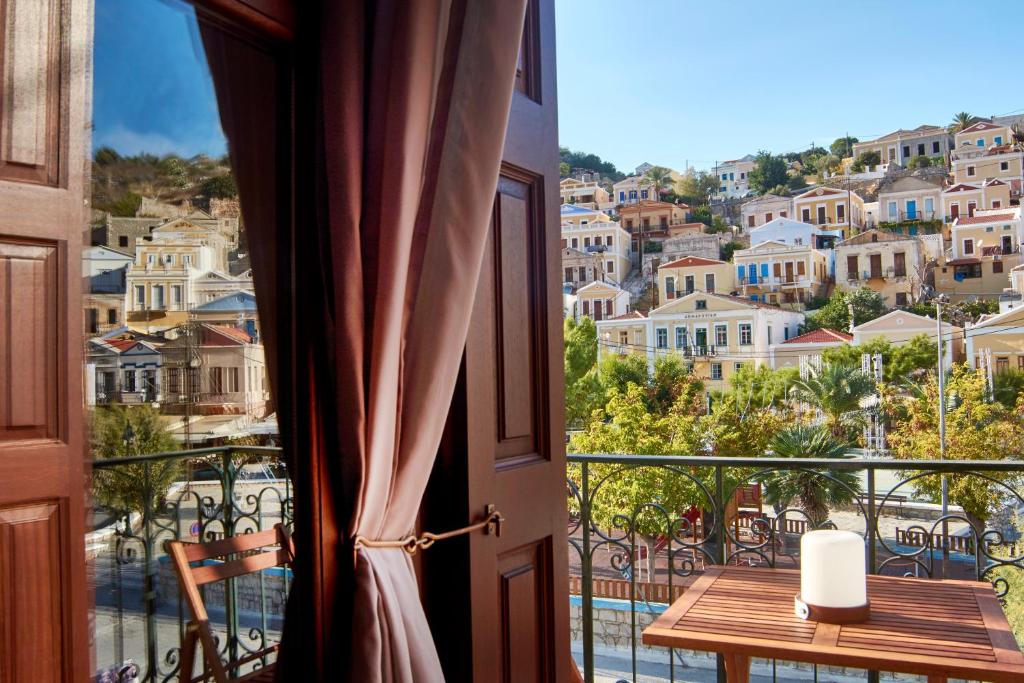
[82, 188, 273, 446]
[562, 114, 1024, 404]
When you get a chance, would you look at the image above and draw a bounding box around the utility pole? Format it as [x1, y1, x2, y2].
[936, 297, 949, 577]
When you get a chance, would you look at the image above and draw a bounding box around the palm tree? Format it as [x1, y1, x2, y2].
[643, 166, 674, 201]
[948, 111, 981, 134]
[759, 424, 861, 526]
[791, 363, 875, 439]
[1011, 123, 1024, 152]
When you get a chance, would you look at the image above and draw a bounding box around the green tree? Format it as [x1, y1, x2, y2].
[677, 170, 718, 206]
[907, 155, 932, 169]
[559, 161, 570, 177]
[949, 112, 981, 134]
[559, 147, 624, 181]
[726, 365, 800, 410]
[91, 405, 180, 516]
[200, 173, 238, 199]
[758, 425, 861, 525]
[803, 288, 887, 332]
[700, 392, 784, 458]
[791, 363, 875, 439]
[993, 369, 1024, 409]
[564, 317, 601, 426]
[830, 136, 858, 158]
[887, 366, 1024, 527]
[786, 173, 808, 191]
[816, 153, 842, 177]
[720, 240, 743, 262]
[569, 384, 706, 576]
[822, 334, 936, 383]
[643, 166, 675, 200]
[94, 146, 122, 166]
[748, 150, 789, 194]
[850, 150, 881, 173]
[107, 192, 143, 217]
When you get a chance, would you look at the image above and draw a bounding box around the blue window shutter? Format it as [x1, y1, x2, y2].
[737, 265, 745, 279]
[995, 136, 1003, 145]
[760, 263, 769, 277]
[619, 191, 624, 201]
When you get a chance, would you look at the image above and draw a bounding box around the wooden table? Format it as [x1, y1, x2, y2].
[641, 565, 1024, 682]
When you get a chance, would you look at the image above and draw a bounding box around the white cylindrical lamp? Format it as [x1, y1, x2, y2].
[794, 530, 870, 624]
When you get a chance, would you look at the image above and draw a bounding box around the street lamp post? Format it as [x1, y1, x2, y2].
[935, 296, 950, 577]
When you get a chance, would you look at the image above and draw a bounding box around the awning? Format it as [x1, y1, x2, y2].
[166, 415, 253, 443]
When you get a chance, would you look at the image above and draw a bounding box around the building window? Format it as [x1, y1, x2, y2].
[817, 206, 826, 224]
[837, 204, 845, 222]
[748, 215, 755, 227]
[107, 309, 118, 325]
[924, 197, 934, 215]
[665, 276, 675, 299]
[895, 292, 908, 306]
[210, 367, 224, 393]
[86, 308, 98, 333]
[993, 260, 1004, 274]
[695, 299, 707, 310]
[183, 254, 192, 266]
[607, 260, 614, 274]
[619, 191, 625, 202]
[887, 201, 897, 219]
[976, 139, 984, 147]
[605, 299, 613, 317]
[629, 190, 637, 200]
[917, 143, 925, 156]
[634, 330, 642, 345]
[656, 328, 668, 349]
[619, 331, 628, 345]
[714, 323, 727, 347]
[893, 252, 906, 277]
[577, 266, 586, 281]
[571, 238, 578, 249]
[1001, 161, 1009, 171]
[124, 370, 136, 393]
[135, 285, 145, 307]
[739, 323, 752, 345]
[737, 264, 745, 281]
[640, 189, 649, 199]
[964, 239, 974, 255]
[581, 299, 590, 316]
[675, 327, 686, 349]
[684, 275, 695, 294]
[583, 237, 591, 248]
[705, 273, 715, 293]
[147, 254, 156, 265]
[995, 136, 1004, 146]
[152, 285, 165, 310]
[765, 212, 773, 222]
[902, 145, 910, 158]
[228, 367, 240, 393]
[932, 141, 940, 154]
[710, 363, 722, 381]
[119, 236, 129, 248]
[594, 235, 602, 246]
[171, 285, 182, 310]
[801, 208, 811, 223]
[993, 200, 1002, 209]
[564, 267, 572, 282]
[780, 211, 787, 218]
[997, 356, 1009, 374]
[967, 165, 976, 177]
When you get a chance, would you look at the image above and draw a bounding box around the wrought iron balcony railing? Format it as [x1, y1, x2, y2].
[567, 453, 1024, 683]
[90, 445, 289, 683]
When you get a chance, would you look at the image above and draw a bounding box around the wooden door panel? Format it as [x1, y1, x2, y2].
[0, 240, 58, 441]
[0, 500, 64, 683]
[0, 0, 65, 185]
[0, 0, 89, 679]
[499, 539, 554, 683]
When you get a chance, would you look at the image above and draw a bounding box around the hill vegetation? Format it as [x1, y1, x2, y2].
[91, 146, 237, 217]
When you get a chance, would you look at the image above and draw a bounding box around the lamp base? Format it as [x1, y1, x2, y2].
[794, 595, 870, 624]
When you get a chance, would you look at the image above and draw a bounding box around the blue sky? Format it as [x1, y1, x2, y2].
[93, 0, 225, 158]
[556, 0, 1024, 173]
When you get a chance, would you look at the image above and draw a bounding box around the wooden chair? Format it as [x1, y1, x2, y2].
[168, 524, 295, 683]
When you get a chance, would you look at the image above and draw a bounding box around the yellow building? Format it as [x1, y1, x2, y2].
[966, 305, 1024, 374]
[573, 280, 630, 322]
[953, 120, 1012, 154]
[941, 179, 1011, 223]
[658, 256, 735, 300]
[617, 199, 692, 248]
[733, 240, 830, 309]
[612, 169, 684, 205]
[770, 328, 852, 372]
[834, 230, 928, 307]
[852, 125, 952, 167]
[560, 204, 632, 283]
[792, 186, 865, 238]
[952, 148, 1023, 188]
[935, 209, 1022, 301]
[595, 291, 804, 389]
[877, 175, 943, 224]
[559, 177, 612, 210]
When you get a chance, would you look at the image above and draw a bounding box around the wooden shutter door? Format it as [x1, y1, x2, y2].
[0, 0, 91, 680]
[421, 0, 568, 680]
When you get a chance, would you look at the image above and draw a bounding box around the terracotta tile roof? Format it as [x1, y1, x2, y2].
[955, 212, 1017, 225]
[105, 339, 137, 352]
[659, 256, 725, 269]
[208, 324, 252, 344]
[608, 311, 646, 321]
[782, 328, 852, 345]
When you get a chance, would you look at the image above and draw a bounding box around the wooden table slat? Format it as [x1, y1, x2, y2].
[641, 566, 1024, 682]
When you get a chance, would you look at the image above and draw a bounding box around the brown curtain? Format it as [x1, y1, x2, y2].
[202, 1, 527, 680]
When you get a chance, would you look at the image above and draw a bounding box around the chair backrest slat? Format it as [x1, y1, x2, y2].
[182, 526, 280, 561]
[191, 548, 291, 586]
[168, 524, 294, 683]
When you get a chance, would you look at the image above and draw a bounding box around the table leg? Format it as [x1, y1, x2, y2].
[723, 653, 750, 683]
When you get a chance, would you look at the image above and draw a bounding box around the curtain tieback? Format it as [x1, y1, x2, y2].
[353, 505, 504, 559]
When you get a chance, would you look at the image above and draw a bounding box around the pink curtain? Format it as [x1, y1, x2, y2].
[204, 1, 527, 679]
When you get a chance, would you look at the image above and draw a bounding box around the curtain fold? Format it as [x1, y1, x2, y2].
[203, 1, 527, 679]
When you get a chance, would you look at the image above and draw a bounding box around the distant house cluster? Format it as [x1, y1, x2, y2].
[561, 118, 1024, 387]
[84, 199, 273, 444]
